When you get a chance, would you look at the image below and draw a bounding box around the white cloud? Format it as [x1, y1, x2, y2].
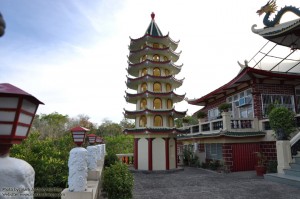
[1, 0, 300, 124]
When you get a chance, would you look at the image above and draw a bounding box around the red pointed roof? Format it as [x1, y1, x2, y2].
[188, 67, 300, 106]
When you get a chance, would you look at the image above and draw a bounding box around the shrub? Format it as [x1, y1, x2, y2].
[218, 103, 232, 112]
[268, 106, 296, 140]
[104, 153, 120, 168]
[196, 111, 207, 119]
[183, 148, 199, 167]
[10, 131, 73, 188]
[103, 162, 134, 199]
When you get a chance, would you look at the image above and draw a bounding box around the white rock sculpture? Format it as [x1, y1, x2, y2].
[68, 147, 88, 192]
[0, 156, 35, 199]
[87, 146, 97, 170]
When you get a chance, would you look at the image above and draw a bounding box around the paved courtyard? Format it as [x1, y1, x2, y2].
[133, 167, 300, 199]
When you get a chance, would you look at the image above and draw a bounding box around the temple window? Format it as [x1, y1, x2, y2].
[166, 83, 172, 92]
[139, 115, 147, 127]
[141, 68, 147, 76]
[165, 69, 170, 76]
[154, 115, 163, 126]
[153, 82, 162, 92]
[168, 116, 174, 127]
[153, 54, 160, 61]
[153, 98, 162, 109]
[141, 55, 147, 62]
[167, 99, 173, 109]
[140, 98, 147, 109]
[153, 67, 161, 76]
[153, 43, 159, 48]
[163, 56, 168, 61]
[141, 83, 147, 92]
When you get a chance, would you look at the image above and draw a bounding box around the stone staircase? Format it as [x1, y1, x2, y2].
[265, 155, 300, 188]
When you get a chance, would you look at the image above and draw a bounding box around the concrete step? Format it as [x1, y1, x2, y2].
[284, 168, 300, 177]
[264, 173, 300, 188]
[294, 156, 300, 164]
[290, 163, 300, 170]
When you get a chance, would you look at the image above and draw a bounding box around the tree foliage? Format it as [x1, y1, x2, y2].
[104, 134, 134, 154]
[103, 162, 134, 199]
[175, 115, 198, 127]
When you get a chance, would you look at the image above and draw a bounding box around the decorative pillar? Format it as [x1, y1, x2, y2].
[87, 146, 97, 170]
[276, 140, 292, 174]
[134, 138, 139, 170]
[175, 138, 178, 168]
[221, 112, 231, 131]
[147, 138, 154, 171]
[0, 155, 35, 197]
[164, 138, 170, 170]
[68, 147, 88, 192]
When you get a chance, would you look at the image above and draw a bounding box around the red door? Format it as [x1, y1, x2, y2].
[232, 143, 260, 172]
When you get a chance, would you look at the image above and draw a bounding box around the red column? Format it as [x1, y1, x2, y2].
[175, 138, 178, 168]
[147, 138, 154, 171]
[164, 138, 170, 170]
[134, 138, 139, 170]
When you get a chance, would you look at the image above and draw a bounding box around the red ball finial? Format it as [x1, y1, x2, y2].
[151, 12, 155, 20]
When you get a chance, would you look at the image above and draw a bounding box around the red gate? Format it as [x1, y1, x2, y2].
[232, 143, 260, 172]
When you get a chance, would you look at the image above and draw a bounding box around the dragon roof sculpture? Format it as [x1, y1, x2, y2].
[252, 0, 300, 50]
[0, 12, 5, 37]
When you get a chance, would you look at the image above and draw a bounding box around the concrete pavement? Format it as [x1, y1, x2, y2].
[133, 167, 300, 199]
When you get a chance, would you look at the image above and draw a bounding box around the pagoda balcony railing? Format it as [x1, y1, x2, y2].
[183, 112, 259, 135]
[116, 153, 134, 165]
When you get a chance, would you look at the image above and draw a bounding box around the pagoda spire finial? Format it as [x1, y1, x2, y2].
[151, 12, 155, 20]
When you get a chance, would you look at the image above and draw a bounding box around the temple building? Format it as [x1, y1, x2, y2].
[124, 13, 187, 171]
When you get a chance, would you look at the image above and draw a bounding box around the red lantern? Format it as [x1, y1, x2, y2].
[87, 134, 97, 145]
[70, 126, 89, 147]
[0, 83, 43, 155]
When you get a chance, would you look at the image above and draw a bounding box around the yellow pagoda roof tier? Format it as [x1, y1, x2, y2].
[126, 74, 184, 90]
[129, 33, 179, 51]
[128, 45, 181, 64]
[123, 108, 187, 119]
[127, 59, 182, 77]
[125, 90, 186, 104]
[124, 127, 189, 135]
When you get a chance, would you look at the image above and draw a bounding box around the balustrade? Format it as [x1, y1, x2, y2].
[116, 154, 134, 165]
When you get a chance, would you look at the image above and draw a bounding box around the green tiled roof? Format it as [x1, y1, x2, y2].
[145, 13, 163, 36]
[177, 131, 266, 139]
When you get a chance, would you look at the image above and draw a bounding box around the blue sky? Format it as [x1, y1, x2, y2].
[1, 0, 299, 124]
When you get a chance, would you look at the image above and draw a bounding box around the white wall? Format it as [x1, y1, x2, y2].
[152, 138, 166, 170]
[138, 138, 148, 170]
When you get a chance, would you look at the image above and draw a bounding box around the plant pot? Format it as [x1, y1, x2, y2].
[255, 165, 267, 176]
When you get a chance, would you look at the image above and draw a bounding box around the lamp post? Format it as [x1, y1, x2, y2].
[0, 83, 43, 198]
[68, 126, 90, 192]
[70, 126, 89, 147]
[96, 136, 102, 144]
[0, 83, 43, 155]
[0, 12, 5, 37]
[87, 134, 97, 145]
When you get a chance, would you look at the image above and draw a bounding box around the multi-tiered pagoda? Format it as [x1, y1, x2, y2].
[124, 13, 187, 171]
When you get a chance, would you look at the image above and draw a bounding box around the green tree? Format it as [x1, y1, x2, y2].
[98, 119, 123, 137]
[33, 112, 69, 139]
